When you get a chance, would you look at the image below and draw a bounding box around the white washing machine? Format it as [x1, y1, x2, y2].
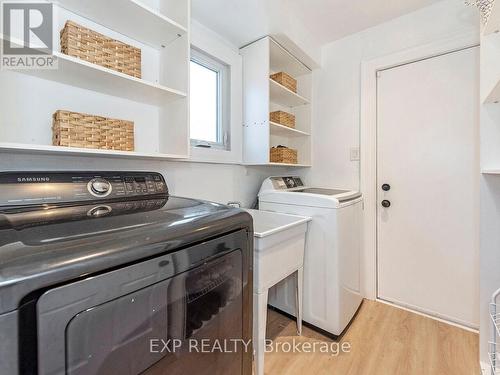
[258, 176, 363, 336]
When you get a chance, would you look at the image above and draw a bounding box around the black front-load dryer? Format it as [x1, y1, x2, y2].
[0, 171, 253, 375]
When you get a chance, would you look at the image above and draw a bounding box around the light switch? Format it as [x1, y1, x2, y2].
[350, 147, 360, 161]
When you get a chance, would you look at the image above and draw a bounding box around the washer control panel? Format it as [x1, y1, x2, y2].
[88, 178, 112, 197]
[0, 172, 168, 207]
[270, 176, 304, 190]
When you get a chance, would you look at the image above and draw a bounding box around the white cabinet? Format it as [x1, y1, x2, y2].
[0, 0, 190, 160]
[241, 37, 312, 167]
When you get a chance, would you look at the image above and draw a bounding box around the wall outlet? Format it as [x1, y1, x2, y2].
[350, 147, 360, 161]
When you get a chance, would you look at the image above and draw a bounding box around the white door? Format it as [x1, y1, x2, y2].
[376, 47, 479, 328]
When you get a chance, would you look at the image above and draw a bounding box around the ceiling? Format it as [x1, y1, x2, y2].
[191, 0, 444, 48]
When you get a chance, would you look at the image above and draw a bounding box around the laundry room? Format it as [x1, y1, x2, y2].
[0, 0, 495, 374]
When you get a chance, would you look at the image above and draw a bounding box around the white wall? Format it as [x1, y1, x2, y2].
[306, 0, 478, 190]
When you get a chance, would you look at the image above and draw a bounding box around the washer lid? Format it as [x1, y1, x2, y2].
[259, 189, 362, 208]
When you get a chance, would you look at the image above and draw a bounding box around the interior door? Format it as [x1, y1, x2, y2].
[376, 47, 479, 327]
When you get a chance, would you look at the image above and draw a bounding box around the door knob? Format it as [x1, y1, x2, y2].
[382, 184, 391, 191]
[381, 200, 391, 208]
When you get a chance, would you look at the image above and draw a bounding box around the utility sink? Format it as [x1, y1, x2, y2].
[245, 209, 310, 294]
[245, 209, 310, 375]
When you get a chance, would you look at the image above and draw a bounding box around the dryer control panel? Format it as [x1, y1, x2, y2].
[0, 171, 168, 208]
[270, 176, 304, 190]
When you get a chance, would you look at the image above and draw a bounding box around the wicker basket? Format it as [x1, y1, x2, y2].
[270, 146, 298, 164]
[61, 21, 141, 79]
[52, 110, 134, 151]
[270, 110, 295, 128]
[270, 71, 297, 93]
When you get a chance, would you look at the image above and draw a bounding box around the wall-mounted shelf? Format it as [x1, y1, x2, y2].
[270, 122, 310, 137]
[10, 51, 186, 106]
[269, 79, 310, 107]
[482, 169, 500, 174]
[243, 162, 311, 168]
[269, 38, 311, 77]
[55, 0, 187, 49]
[484, 80, 500, 104]
[484, 1, 500, 36]
[241, 36, 312, 166]
[0, 1, 190, 160]
[0, 143, 188, 160]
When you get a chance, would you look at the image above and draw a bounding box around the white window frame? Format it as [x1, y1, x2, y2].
[190, 47, 230, 150]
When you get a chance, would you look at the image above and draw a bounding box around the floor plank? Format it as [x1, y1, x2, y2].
[263, 300, 479, 375]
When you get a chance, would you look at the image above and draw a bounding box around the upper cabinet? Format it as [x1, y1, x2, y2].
[0, 0, 190, 160]
[241, 37, 313, 167]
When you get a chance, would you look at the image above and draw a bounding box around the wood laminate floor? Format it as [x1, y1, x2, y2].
[263, 300, 479, 375]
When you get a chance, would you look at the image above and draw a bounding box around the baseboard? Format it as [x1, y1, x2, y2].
[376, 299, 479, 333]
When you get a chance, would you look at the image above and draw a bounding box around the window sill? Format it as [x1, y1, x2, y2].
[188, 145, 241, 165]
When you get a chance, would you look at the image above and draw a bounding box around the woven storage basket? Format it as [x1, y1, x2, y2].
[270, 71, 297, 93]
[61, 21, 141, 79]
[270, 146, 298, 164]
[270, 110, 295, 128]
[52, 110, 134, 151]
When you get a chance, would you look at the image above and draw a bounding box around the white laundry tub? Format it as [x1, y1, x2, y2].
[244, 209, 310, 375]
[246, 209, 310, 294]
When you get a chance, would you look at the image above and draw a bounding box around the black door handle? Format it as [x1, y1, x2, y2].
[381, 200, 391, 208]
[382, 184, 391, 191]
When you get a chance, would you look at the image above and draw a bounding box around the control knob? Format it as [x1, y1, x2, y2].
[88, 178, 112, 197]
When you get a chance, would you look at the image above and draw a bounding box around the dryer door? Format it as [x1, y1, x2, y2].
[35, 231, 249, 375]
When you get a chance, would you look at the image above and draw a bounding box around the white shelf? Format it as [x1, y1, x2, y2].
[270, 38, 311, 77]
[55, 0, 187, 49]
[241, 37, 312, 166]
[269, 79, 310, 107]
[9, 52, 187, 106]
[243, 162, 311, 168]
[484, 1, 500, 36]
[484, 80, 500, 104]
[270, 122, 310, 137]
[0, 1, 190, 160]
[482, 169, 500, 174]
[0, 143, 188, 160]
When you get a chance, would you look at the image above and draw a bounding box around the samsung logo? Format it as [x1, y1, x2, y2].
[17, 177, 50, 182]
